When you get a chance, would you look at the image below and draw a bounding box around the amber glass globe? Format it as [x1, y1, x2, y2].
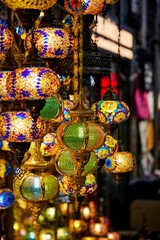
[103, 151, 135, 174]
[57, 122, 105, 151]
[0, 0, 57, 10]
[25, 27, 74, 59]
[6, 67, 60, 100]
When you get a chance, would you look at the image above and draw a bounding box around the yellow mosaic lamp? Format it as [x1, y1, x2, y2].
[25, 27, 74, 59]
[103, 150, 136, 182]
[64, 0, 106, 15]
[6, 67, 60, 100]
[0, 0, 57, 10]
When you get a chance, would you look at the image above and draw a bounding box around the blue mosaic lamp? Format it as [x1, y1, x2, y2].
[0, 188, 14, 209]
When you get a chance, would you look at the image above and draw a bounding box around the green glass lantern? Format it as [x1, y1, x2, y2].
[55, 149, 97, 176]
[57, 122, 105, 152]
[40, 94, 63, 121]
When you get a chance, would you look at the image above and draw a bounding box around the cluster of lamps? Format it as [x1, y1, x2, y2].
[0, 0, 135, 239]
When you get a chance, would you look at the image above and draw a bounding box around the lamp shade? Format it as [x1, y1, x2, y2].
[25, 27, 74, 59]
[106, 0, 119, 4]
[14, 173, 59, 202]
[95, 135, 118, 160]
[0, 25, 13, 57]
[0, 188, 14, 209]
[55, 150, 97, 176]
[91, 100, 130, 125]
[0, 71, 13, 101]
[0, 0, 57, 10]
[64, 0, 106, 15]
[6, 67, 60, 100]
[57, 122, 105, 151]
[0, 111, 35, 142]
[103, 151, 135, 174]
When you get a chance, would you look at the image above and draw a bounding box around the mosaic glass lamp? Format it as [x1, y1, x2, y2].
[91, 100, 130, 125]
[0, 0, 57, 10]
[103, 150, 136, 182]
[64, 0, 106, 15]
[0, 25, 13, 60]
[25, 27, 74, 59]
[95, 135, 118, 160]
[40, 132, 61, 157]
[6, 67, 60, 100]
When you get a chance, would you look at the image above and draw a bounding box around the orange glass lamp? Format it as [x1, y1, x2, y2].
[0, 0, 57, 10]
[69, 219, 88, 234]
[0, 71, 13, 101]
[80, 205, 90, 220]
[103, 150, 136, 182]
[6, 67, 60, 101]
[89, 220, 108, 237]
[64, 0, 106, 15]
[106, 0, 119, 4]
[25, 27, 74, 59]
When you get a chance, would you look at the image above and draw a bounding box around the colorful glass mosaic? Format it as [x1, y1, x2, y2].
[25, 27, 74, 59]
[0, 111, 35, 142]
[59, 174, 97, 196]
[103, 151, 135, 173]
[40, 132, 61, 156]
[6, 67, 60, 100]
[95, 135, 118, 160]
[0, 0, 57, 10]
[0, 188, 14, 209]
[64, 0, 106, 15]
[92, 100, 130, 124]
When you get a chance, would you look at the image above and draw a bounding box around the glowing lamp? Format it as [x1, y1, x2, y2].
[90, 220, 108, 237]
[80, 205, 90, 220]
[39, 229, 54, 240]
[0, 188, 14, 209]
[0, 0, 57, 10]
[64, 0, 106, 15]
[6, 67, 60, 100]
[25, 27, 74, 59]
[95, 135, 118, 160]
[57, 227, 71, 240]
[0, 111, 35, 142]
[55, 149, 97, 176]
[103, 151, 135, 174]
[91, 100, 130, 125]
[57, 122, 105, 151]
[69, 219, 88, 234]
